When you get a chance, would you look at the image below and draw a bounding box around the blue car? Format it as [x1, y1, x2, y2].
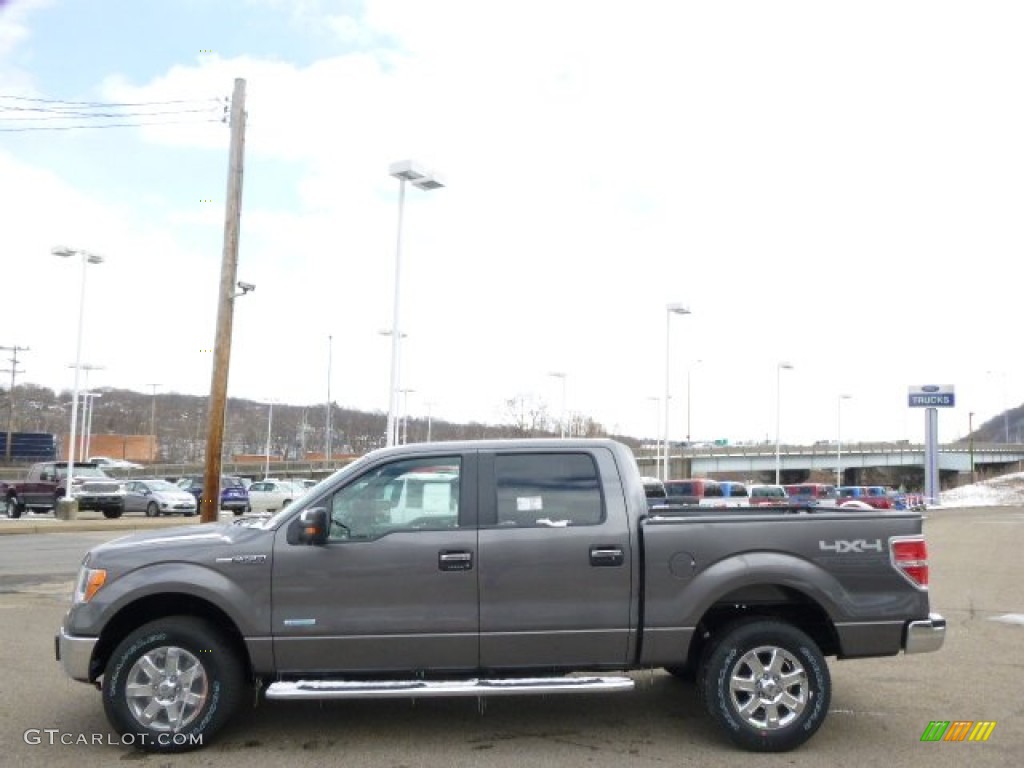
[176, 475, 251, 515]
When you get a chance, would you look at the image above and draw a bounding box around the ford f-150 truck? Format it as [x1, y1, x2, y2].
[5, 461, 125, 518]
[55, 439, 945, 754]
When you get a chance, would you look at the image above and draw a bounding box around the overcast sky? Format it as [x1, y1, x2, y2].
[1, 0, 1021, 447]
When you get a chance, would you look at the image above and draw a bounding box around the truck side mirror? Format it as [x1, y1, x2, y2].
[293, 507, 329, 546]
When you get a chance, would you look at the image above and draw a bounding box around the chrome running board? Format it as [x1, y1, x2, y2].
[265, 675, 635, 700]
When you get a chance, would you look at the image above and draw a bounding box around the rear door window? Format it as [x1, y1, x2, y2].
[493, 452, 603, 527]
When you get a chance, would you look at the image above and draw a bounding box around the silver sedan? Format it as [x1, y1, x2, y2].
[123, 479, 198, 517]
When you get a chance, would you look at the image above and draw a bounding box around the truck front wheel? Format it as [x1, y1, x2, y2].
[102, 616, 244, 752]
[102, 506, 124, 519]
[699, 619, 830, 752]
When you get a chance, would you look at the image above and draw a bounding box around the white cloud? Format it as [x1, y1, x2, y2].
[3, 0, 1024, 443]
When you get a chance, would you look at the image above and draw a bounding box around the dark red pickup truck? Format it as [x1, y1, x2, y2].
[836, 485, 893, 510]
[4, 461, 126, 518]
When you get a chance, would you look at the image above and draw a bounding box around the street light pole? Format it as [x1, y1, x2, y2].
[326, 335, 332, 465]
[386, 160, 444, 448]
[968, 411, 976, 483]
[399, 388, 415, 444]
[836, 394, 852, 487]
[264, 400, 275, 479]
[663, 303, 691, 481]
[147, 383, 161, 462]
[775, 361, 794, 485]
[53, 246, 103, 505]
[83, 392, 101, 458]
[549, 372, 567, 438]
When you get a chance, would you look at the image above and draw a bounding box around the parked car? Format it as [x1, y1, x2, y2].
[175, 475, 250, 515]
[641, 476, 666, 506]
[123, 479, 198, 517]
[784, 483, 839, 507]
[88, 456, 144, 470]
[248, 479, 303, 514]
[4, 461, 125, 518]
[748, 484, 790, 506]
[836, 486, 893, 510]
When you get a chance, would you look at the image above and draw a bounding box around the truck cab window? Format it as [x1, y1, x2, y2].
[494, 452, 603, 527]
[328, 457, 462, 540]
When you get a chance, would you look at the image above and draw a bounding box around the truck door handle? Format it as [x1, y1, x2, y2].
[590, 546, 625, 567]
[438, 550, 473, 572]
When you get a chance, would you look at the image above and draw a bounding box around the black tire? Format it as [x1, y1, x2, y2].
[102, 616, 245, 753]
[103, 506, 124, 519]
[184, 508, 196, 517]
[146, 501, 160, 518]
[699, 619, 830, 752]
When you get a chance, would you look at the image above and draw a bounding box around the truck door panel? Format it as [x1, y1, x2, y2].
[271, 453, 479, 675]
[476, 448, 634, 669]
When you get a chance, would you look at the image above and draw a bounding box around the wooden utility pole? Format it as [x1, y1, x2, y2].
[202, 78, 247, 523]
[1, 345, 29, 462]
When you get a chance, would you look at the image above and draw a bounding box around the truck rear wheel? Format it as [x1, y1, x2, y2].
[102, 616, 244, 753]
[699, 619, 830, 752]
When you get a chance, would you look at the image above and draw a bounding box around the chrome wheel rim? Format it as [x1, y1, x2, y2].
[125, 645, 209, 732]
[728, 645, 808, 730]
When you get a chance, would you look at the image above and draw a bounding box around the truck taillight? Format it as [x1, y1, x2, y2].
[891, 537, 929, 588]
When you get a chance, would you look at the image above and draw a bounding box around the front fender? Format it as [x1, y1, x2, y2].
[65, 560, 273, 639]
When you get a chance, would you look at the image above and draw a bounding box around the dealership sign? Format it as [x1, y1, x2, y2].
[908, 384, 955, 408]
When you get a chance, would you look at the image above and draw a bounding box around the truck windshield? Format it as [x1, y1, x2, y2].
[57, 466, 110, 478]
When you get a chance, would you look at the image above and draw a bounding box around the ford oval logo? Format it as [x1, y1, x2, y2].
[922, 385, 940, 392]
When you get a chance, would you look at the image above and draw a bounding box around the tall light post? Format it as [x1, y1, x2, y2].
[425, 400, 435, 442]
[398, 388, 416, 444]
[82, 391, 101, 458]
[53, 246, 103, 504]
[326, 335, 332, 464]
[775, 361, 794, 484]
[263, 400, 277, 479]
[67, 362, 103, 459]
[549, 372, 567, 438]
[968, 411, 976, 484]
[147, 383, 161, 462]
[663, 303, 691, 481]
[386, 159, 445, 448]
[380, 329, 409, 446]
[836, 394, 852, 487]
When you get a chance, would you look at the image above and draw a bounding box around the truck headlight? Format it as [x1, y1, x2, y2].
[72, 566, 107, 604]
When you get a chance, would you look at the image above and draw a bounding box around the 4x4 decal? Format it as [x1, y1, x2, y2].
[819, 539, 883, 553]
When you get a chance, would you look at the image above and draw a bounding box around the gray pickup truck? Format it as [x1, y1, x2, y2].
[56, 439, 944, 753]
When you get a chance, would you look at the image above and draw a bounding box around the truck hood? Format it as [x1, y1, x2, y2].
[86, 520, 274, 568]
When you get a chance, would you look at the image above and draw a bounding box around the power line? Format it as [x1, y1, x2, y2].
[0, 92, 228, 132]
[0, 118, 223, 132]
[0, 94, 223, 108]
[0, 106, 220, 119]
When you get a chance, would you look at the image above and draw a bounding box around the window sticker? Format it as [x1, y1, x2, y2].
[516, 496, 543, 512]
